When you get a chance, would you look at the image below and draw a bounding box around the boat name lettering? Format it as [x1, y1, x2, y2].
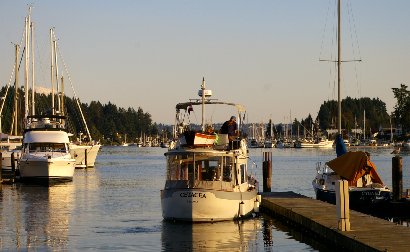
[180, 192, 206, 198]
[361, 191, 379, 196]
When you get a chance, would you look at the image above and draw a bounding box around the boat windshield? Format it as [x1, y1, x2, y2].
[25, 143, 68, 153]
[166, 153, 235, 183]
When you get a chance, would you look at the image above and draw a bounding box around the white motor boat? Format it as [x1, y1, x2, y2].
[161, 79, 260, 222]
[19, 115, 76, 181]
[299, 137, 333, 148]
[0, 135, 23, 169]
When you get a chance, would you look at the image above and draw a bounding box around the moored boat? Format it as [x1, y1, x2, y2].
[0, 135, 22, 169]
[161, 78, 260, 222]
[312, 149, 391, 210]
[19, 115, 76, 181]
[299, 137, 333, 148]
[69, 143, 101, 168]
[17, 19, 75, 181]
[312, 0, 391, 211]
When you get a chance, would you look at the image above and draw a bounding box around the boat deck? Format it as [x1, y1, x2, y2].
[262, 192, 410, 252]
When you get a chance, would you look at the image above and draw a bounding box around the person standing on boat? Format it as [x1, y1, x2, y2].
[220, 116, 239, 141]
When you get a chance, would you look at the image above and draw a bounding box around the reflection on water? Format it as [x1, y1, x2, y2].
[0, 182, 74, 250]
[161, 219, 260, 251]
[161, 215, 327, 251]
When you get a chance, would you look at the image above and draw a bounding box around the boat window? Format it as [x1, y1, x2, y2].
[222, 156, 234, 182]
[166, 154, 192, 181]
[240, 164, 246, 184]
[28, 143, 68, 153]
[195, 158, 221, 181]
[0, 146, 10, 151]
[166, 154, 233, 183]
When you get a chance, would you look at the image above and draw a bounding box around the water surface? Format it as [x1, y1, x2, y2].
[0, 146, 408, 251]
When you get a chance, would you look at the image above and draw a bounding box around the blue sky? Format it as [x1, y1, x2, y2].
[1, 1, 409, 124]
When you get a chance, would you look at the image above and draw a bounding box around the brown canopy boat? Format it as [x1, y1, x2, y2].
[326, 151, 383, 187]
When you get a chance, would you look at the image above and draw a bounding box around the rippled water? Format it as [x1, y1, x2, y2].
[0, 146, 408, 251]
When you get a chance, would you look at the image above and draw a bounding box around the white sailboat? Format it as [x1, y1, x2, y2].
[0, 33, 26, 169]
[18, 16, 75, 181]
[46, 30, 101, 168]
[161, 78, 260, 222]
[312, 0, 391, 210]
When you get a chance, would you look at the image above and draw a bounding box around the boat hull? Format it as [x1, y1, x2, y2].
[1, 150, 21, 170]
[69, 144, 101, 168]
[314, 187, 391, 209]
[300, 141, 333, 148]
[19, 158, 75, 180]
[161, 188, 258, 222]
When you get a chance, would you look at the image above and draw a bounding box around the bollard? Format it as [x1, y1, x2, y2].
[336, 179, 350, 231]
[262, 151, 272, 192]
[392, 155, 403, 201]
[84, 149, 88, 167]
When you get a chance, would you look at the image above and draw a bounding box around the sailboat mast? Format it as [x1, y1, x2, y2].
[14, 44, 19, 136]
[61, 76, 65, 115]
[31, 21, 35, 115]
[24, 14, 30, 123]
[50, 28, 55, 115]
[337, 0, 342, 135]
[363, 110, 366, 140]
[201, 77, 205, 132]
[54, 40, 60, 114]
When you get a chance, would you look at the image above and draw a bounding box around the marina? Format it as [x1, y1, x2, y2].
[1, 1, 410, 251]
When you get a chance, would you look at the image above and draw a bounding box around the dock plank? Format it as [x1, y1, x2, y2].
[262, 192, 410, 252]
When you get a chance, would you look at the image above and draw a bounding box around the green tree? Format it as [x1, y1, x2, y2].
[392, 84, 410, 134]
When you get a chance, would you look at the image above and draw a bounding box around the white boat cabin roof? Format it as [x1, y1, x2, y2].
[23, 130, 70, 144]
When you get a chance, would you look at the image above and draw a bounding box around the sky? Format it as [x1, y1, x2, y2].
[1, 1, 409, 125]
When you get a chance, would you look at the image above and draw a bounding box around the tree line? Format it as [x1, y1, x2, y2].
[267, 84, 410, 140]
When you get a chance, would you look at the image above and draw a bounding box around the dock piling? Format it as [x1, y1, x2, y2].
[11, 152, 16, 178]
[84, 149, 88, 167]
[262, 151, 272, 192]
[336, 179, 350, 231]
[392, 155, 403, 201]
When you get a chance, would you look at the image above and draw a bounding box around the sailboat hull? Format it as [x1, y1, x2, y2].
[314, 187, 391, 209]
[69, 144, 101, 168]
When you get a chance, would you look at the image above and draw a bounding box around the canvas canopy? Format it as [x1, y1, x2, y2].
[326, 151, 384, 186]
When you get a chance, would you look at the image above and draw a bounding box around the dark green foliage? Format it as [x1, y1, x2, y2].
[315, 97, 390, 134]
[392, 84, 410, 134]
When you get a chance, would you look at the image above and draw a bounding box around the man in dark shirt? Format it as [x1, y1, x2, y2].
[220, 116, 239, 141]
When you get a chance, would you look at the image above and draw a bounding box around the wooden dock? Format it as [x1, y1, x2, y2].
[262, 192, 410, 252]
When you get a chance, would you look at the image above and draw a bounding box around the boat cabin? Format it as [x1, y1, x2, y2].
[164, 150, 249, 191]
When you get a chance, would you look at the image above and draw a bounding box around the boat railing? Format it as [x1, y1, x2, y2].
[177, 130, 245, 151]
